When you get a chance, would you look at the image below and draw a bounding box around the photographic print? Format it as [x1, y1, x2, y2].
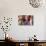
[18, 15, 33, 25]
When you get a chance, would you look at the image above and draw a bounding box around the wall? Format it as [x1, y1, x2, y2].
[0, 0, 46, 40]
[44, 16, 46, 40]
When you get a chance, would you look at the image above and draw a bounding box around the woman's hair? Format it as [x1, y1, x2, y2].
[28, 16, 32, 21]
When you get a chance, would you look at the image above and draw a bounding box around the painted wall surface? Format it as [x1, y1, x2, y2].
[0, 0, 46, 40]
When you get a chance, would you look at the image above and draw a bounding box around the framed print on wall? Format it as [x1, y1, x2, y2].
[18, 15, 33, 25]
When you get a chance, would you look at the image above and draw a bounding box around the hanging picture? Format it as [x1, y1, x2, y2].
[18, 15, 33, 25]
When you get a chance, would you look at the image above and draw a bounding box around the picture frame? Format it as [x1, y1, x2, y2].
[18, 15, 33, 25]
